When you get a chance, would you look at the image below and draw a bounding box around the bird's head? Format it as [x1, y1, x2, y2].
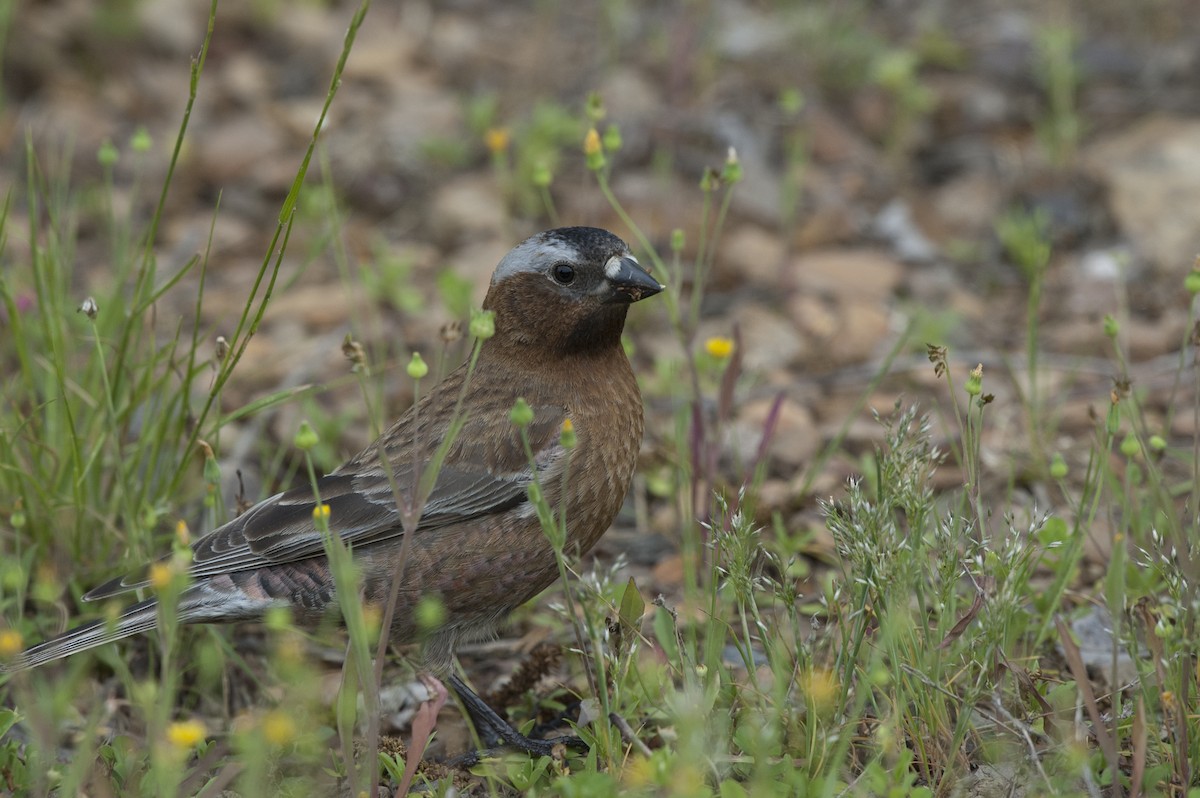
[482, 227, 663, 356]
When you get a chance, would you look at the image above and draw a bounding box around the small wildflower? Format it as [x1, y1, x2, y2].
[1049, 453, 1068, 479]
[262, 709, 297, 747]
[964, 363, 983, 396]
[1149, 434, 1166, 451]
[699, 166, 719, 193]
[469, 308, 495, 340]
[97, 139, 118, 168]
[583, 128, 605, 171]
[602, 123, 622, 152]
[214, 335, 229, 361]
[312, 504, 331, 522]
[509, 397, 534, 428]
[130, 126, 153, 153]
[294, 420, 319, 451]
[484, 127, 510, 154]
[175, 519, 191, 547]
[342, 335, 366, 371]
[704, 336, 734, 360]
[166, 719, 207, 750]
[0, 629, 23, 659]
[10, 502, 25, 529]
[78, 297, 98, 320]
[560, 418, 577, 449]
[721, 147, 743, 183]
[149, 562, 174, 591]
[926, 344, 948, 378]
[406, 352, 429, 380]
[801, 667, 839, 716]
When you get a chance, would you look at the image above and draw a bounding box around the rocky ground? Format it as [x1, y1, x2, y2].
[4, 0, 1200, 782]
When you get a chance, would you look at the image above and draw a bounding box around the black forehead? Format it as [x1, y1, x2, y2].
[540, 227, 627, 261]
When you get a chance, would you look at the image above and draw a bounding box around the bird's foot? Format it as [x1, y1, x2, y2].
[445, 674, 589, 767]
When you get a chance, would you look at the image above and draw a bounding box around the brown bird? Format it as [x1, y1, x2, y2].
[3, 226, 662, 757]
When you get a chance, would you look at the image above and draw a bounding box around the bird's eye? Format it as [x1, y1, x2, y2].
[552, 263, 576, 285]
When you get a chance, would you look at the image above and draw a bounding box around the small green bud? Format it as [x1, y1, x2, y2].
[721, 147, 743, 184]
[509, 397, 534, 428]
[671, 228, 685, 253]
[97, 139, 118, 168]
[203, 449, 221, 484]
[531, 161, 553, 188]
[1119, 433, 1140, 459]
[1106, 402, 1120, 436]
[1049, 453, 1068, 479]
[416, 594, 446, 630]
[1149, 434, 1167, 451]
[778, 87, 805, 116]
[294, 420, 319, 451]
[603, 123, 622, 152]
[263, 606, 294, 632]
[964, 363, 983, 397]
[585, 92, 606, 123]
[700, 167, 719, 193]
[10, 508, 26, 529]
[527, 481, 543, 506]
[559, 419, 576, 449]
[1185, 268, 1200, 295]
[130, 126, 152, 153]
[406, 352, 429, 380]
[469, 309, 495, 340]
[1103, 314, 1119, 338]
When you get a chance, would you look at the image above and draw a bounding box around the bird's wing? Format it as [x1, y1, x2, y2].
[83, 401, 568, 600]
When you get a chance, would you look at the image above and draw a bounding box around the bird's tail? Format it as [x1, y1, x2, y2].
[2, 598, 161, 674]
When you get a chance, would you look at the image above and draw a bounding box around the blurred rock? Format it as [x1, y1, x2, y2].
[729, 306, 805, 372]
[873, 199, 938, 263]
[430, 176, 507, 245]
[717, 224, 785, 285]
[1083, 116, 1200, 273]
[726, 395, 817, 471]
[790, 249, 905, 299]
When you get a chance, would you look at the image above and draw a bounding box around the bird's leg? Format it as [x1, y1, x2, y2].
[445, 673, 589, 767]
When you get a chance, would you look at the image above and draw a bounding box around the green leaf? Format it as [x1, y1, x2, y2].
[618, 576, 645, 632]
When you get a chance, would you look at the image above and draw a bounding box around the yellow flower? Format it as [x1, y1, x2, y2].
[800, 667, 840, 716]
[262, 709, 297, 747]
[175, 519, 191, 546]
[484, 127, 510, 154]
[559, 418, 576, 449]
[583, 128, 602, 156]
[166, 719, 207, 749]
[0, 629, 23, 659]
[312, 504, 331, 522]
[704, 336, 734, 359]
[149, 562, 174, 591]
